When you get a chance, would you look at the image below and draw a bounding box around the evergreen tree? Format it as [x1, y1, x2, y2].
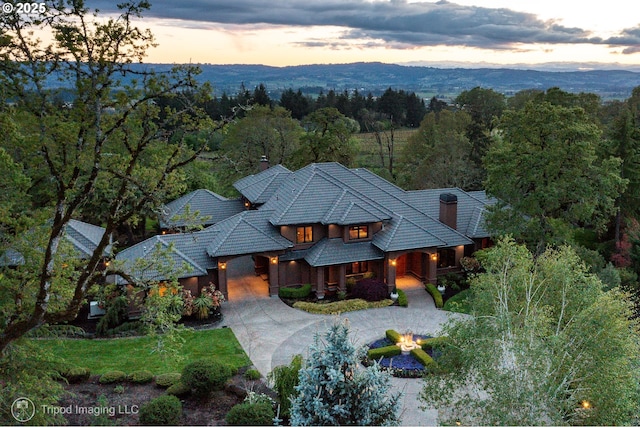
[290, 320, 401, 426]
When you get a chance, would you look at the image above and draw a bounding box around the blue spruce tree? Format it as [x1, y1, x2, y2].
[290, 320, 401, 426]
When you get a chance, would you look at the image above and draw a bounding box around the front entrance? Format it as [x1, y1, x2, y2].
[226, 255, 269, 300]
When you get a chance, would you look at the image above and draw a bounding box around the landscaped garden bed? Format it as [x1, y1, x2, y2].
[363, 329, 447, 378]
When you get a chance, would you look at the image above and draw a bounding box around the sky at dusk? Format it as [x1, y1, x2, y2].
[87, 0, 640, 68]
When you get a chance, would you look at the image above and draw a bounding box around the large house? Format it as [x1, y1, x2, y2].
[115, 162, 493, 299]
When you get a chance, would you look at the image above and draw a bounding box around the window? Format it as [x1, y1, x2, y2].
[347, 261, 368, 275]
[349, 225, 369, 240]
[296, 226, 313, 244]
[437, 248, 456, 268]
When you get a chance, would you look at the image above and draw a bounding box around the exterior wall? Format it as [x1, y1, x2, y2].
[180, 276, 199, 296]
[328, 224, 342, 238]
[279, 259, 311, 287]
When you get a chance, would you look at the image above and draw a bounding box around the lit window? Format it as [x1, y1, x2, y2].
[347, 261, 368, 275]
[296, 226, 313, 243]
[349, 225, 369, 240]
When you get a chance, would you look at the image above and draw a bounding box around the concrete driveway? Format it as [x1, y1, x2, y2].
[219, 260, 465, 426]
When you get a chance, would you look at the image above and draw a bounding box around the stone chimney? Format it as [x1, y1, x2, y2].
[259, 155, 269, 171]
[439, 193, 457, 230]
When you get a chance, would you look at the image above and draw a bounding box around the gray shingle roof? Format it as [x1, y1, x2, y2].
[115, 231, 217, 284]
[261, 163, 483, 250]
[0, 219, 111, 267]
[159, 189, 244, 228]
[305, 238, 384, 267]
[404, 188, 494, 238]
[233, 164, 292, 204]
[206, 210, 294, 257]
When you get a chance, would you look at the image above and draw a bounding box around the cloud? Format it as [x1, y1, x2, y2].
[87, 0, 638, 52]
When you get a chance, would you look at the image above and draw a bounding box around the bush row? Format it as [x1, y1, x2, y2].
[155, 372, 181, 388]
[410, 348, 438, 370]
[396, 289, 408, 307]
[367, 345, 401, 360]
[293, 298, 393, 314]
[279, 283, 312, 299]
[385, 329, 402, 343]
[425, 283, 443, 308]
[419, 336, 450, 351]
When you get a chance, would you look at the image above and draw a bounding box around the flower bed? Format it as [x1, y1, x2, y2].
[363, 334, 438, 378]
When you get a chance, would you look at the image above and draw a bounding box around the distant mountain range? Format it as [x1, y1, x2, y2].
[51, 62, 640, 101]
[184, 62, 640, 101]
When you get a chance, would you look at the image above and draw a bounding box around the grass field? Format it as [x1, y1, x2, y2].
[32, 328, 250, 375]
[354, 128, 417, 172]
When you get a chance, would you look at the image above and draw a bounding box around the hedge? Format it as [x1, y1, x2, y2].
[293, 298, 393, 314]
[397, 289, 408, 307]
[181, 359, 233, 393]
[139, 395, 182, 426]
[385, 329, 402, 343]
[155, 372, 181, 388]
[425, 283, 443, 308]
[367, 345, 401, 360]
[225, 402, 275, 426]
[128, 370, 154, 384]
[278, 284, 312, 299]
[99, 370, 127, 384]
[166, 381, 192, 397]
[410, 348, 437, 370]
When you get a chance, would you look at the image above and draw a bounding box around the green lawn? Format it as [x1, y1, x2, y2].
[442, 289, 471, 314]
[31, 328, 250, 375]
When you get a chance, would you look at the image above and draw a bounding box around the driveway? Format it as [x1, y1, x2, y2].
[220, 263, 465, 426]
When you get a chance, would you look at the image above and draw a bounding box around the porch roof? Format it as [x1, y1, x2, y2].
[114, 232, 216, 284]
[305, 238, 384, 267]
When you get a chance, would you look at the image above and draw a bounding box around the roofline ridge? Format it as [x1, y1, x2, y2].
[323, 189, 349, 223]
[166, 242, 208, 276]
[207, 212, 245, 255]
[245, 214, 294, 248]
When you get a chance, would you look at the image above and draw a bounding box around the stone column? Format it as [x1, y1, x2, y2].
[268, 256, 279, 297]
[316, 267, 325, 299]
[338, 264, 347, 294]
[218, 260, 228, 299]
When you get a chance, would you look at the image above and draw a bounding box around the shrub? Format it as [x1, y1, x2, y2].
[363, 271, 376, 279]
[293, 298, 393, 314]
[99, 370, 127, 384]
[95, 295, 129, 336]
[128, 370, 154, 384]
[410, 348, 438, 372]
[367, 345, 401, 360]
[62, 366, 90, 383]
[139, 395, 182, 426]
[386, 329, 402, 343]
[166, 381, 192, 397]
[181, 359, 233, 394]
[278, 284, 312, 299]
[244, 368, 261, 380]
[419, 336, 450, 351]
[352, 279, 389, 301]
[105, 321, 142, 337]
[397, 289, 408, 307]
[268, 354, 302, 418]
[155, 372, 181, 388]
[443, 289, 471, 313]
[225, 402, 275, 426]
[425, 283, 443, 308]
[114, 384, 125, 394]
